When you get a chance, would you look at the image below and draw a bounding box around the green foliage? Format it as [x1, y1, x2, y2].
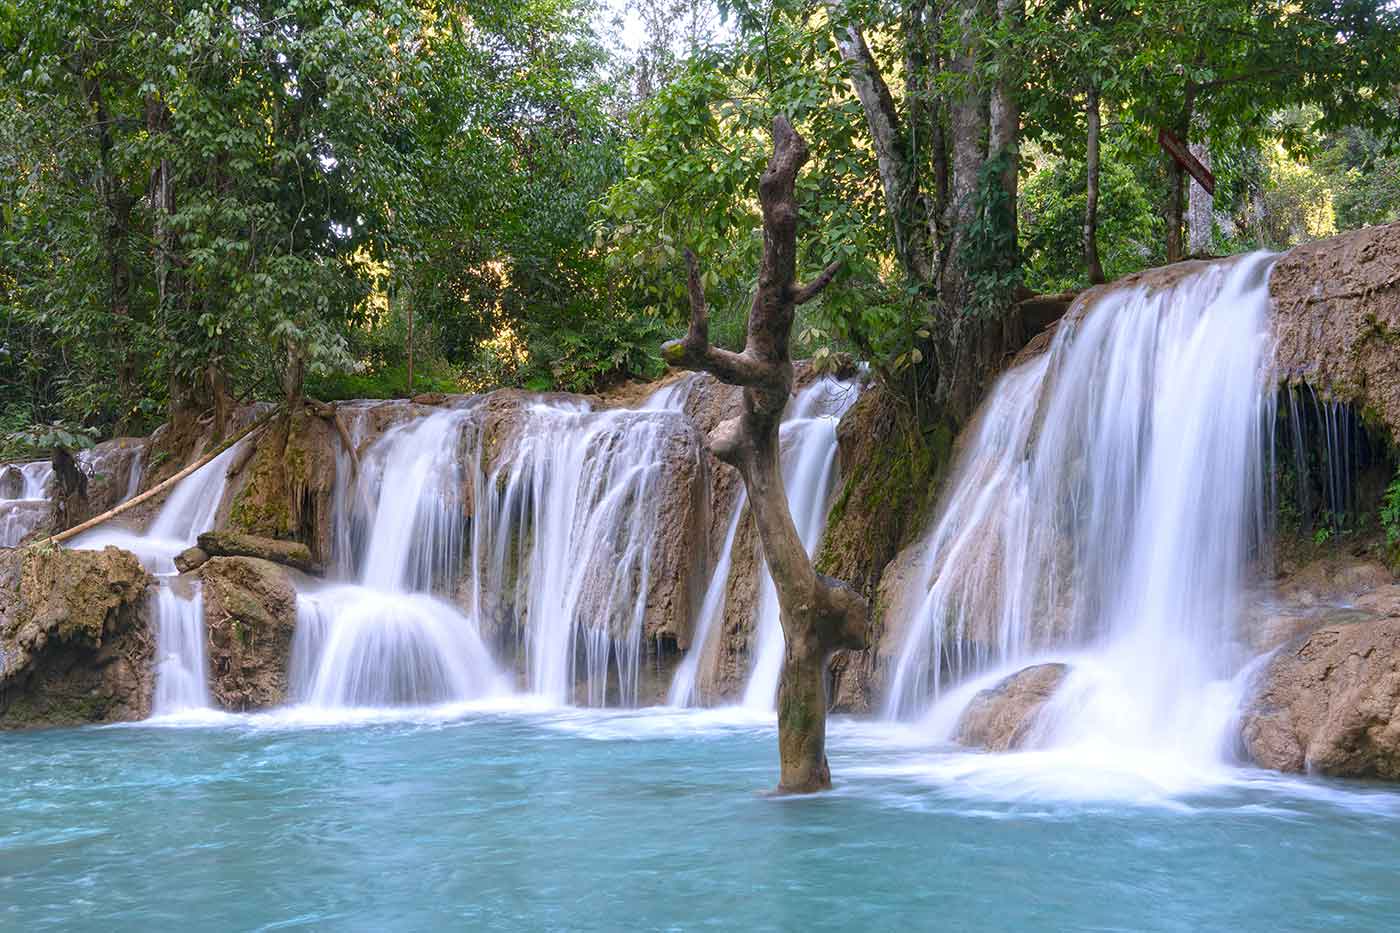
[1020, 138, 1164, 293]
[961, 150, 1024, 316]
[2, 421, 96, 459]
[1382, 469, 1400, 548]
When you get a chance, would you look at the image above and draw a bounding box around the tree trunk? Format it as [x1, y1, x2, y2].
[1165, 88, 1195, 263]
[943, 0, 991, 309]
[1084, 86, 1106, 285]
[1187, 139, 1214, 255]
[661, 117, 868, 794]
[988, 0, 1022, 245]
[826, 0, 935, 285]
[405, 285, 415, 395]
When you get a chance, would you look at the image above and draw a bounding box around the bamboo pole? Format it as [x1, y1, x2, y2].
[39, 409, 279, 546]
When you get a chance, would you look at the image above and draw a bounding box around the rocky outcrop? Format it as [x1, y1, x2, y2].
[0, 466, 23, 499]
[174, 546, 210, 573]
[954, 663, 1069, 751]
[200, 556, 299, 710]
[1241, 618, 1400, 779]
[197, 530, 317, 574]
[1271, 222, 1400, 438]
[819, 387, 956, 712]
[0, 546, 153, 727]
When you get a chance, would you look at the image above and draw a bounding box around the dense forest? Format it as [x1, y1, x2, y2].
[3, 0, 1398, 455]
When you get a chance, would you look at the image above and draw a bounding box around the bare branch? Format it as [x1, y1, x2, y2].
[793, 260, 843, 305]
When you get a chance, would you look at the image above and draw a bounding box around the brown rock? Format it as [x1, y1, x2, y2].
[954, 663, 1069, 752]
[0, 546, 153, 727]
[1271, 222, 1400, 439]
[200, 556, 299, 710]
[0, 466, 23, 499]
[174, 546, 210, 574]
[1241, 618, 1400, 779]
[197, 530, 317, 574]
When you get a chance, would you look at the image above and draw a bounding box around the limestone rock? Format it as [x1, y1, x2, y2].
[954, 663, 1069, 752]
[174, 546, 210, 574]
[1241, 618, 1400, 779]
[0, 546, 153, 727]
[222, 408, 339, 564]
[197, 530, 317, 574]
[1270, 222, 1400, 439]
[200, 556, 299, 710]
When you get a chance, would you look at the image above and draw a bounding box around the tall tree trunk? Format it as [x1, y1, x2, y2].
[943, 0, 991, 309]
[826, 0, 935, 285]
[661, 118, 868, 794]
[988, 0, 1022, 245]
[1187, 139, 1214, 255]
[1084, 86, 1106, 285]
[1165, 86, 1195, 263]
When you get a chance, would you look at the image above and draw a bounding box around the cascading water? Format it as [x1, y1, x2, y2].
[467, 387, 700, 706]
[0, 461, 53, 547]
[740, 376, 862, 709]
[661, 374, 862, 709]
[149, 584, 210, 714]
[293, 406, 502, 708]
[71, 441, 246, 714]
[885, 254, 1277, 780]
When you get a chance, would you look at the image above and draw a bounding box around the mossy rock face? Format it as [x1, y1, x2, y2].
[199, 556, 298, 711]
[224, 410, 339, 562]
[0, 545, 154, 728]
[817, 387, 955, 713]
[197, 531, 317, 574]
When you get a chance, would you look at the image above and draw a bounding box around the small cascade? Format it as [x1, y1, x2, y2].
[120, 448, 144, 503]
[469, 387, 700, 706]
[885, 254, 1277, 772]
[0, 461, 54, 547]
[72, 441, 245, 572]
[294, 405, 502, 708]
[740, 376, 862, 709]
[667, 500, 745, 707]
[149, 584, 210, 714]
[70, 440, 246, 716]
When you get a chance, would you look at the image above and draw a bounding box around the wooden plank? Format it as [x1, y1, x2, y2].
[1157, 128, 1216, 196]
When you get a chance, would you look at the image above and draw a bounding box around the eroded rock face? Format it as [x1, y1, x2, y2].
[200, 556, 299, 710]
[1271, 222, 1400, 439]
[1241, 619, 1400, 779]
[0, 546, 153, 727]
[954, 663, 1069, 752]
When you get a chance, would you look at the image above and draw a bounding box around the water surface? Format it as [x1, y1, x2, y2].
[4, 708, 1398, 931]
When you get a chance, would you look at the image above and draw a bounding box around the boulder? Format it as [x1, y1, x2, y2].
[954, 663, 1069, 752]
[173, 546, 210, 574]
[199, 556, 299, 710]
[0, 546, 153, 727]
[1240, 619, 1400, 779]
[197, 530, 317, 574]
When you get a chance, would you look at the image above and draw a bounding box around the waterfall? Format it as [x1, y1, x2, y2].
[294, 405, 503, 709]
[662, 374, 861, 709]
[468, 387, 700, 706]
[740, 377, 861, 709]
[885, 254, 1276, 768]
[70, 440, 247, 714]
[0, 461, 54, 547]
[150, 584, 210, 714]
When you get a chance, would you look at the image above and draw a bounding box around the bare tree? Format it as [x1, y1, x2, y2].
[661, 117, 868, 794]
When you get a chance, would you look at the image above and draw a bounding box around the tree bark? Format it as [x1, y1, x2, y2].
[826, 0, 935, 285]
[943, 0, 991, 308]
[1187, 139, 1214, 255]
[988, 0, 1022, 245]
[661, 117, 868, 794]
[1084, 86, 1106, 285]
[1165, 87, 1195, 263]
